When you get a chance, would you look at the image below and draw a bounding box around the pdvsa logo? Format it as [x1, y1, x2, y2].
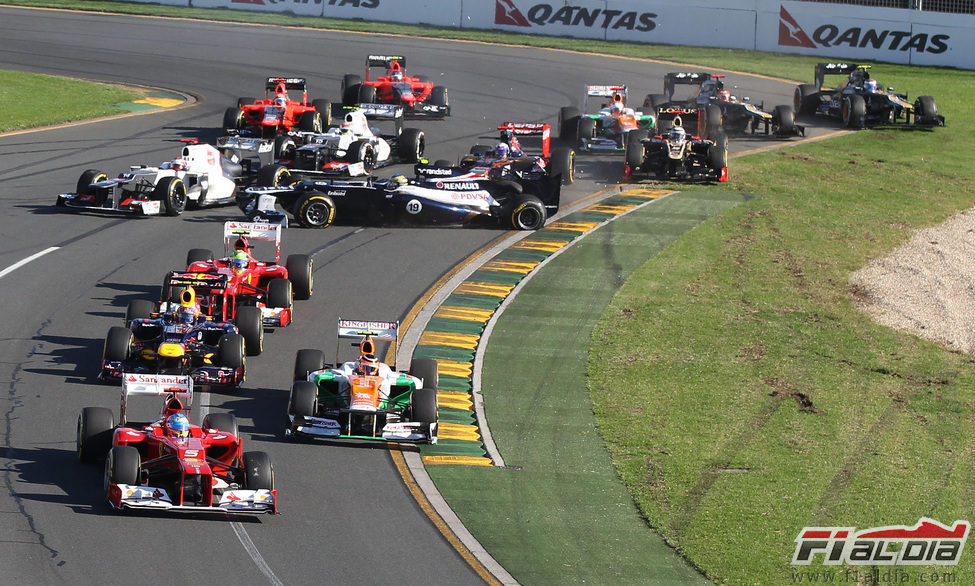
[778, 5, 949, 54]
[495, 0, 656, 32]
[792, 518, 969, 566]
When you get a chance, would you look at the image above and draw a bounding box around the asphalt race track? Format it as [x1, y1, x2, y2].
[0, 7, 836, 583]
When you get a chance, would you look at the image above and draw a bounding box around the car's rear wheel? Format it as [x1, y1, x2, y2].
[235, 305, 264, 357]
[223, 107, 245, 133]
[125, 299, 156, 324]
[153, 176, 186, 216]
[294, 192, 336, 229]
[76, 169, 108, 196]
[289, 381, 318, 418]
[312, 99, 332, 128]
[643, 93, 667, 110]
[298, 110, 322, 133]
[508, 194, 546, 230]
[430, 86, 448, 108]
[843, 94, 866, 128]
[347, 140, 377, 172]
[243, 451, 274, 490]
[285, 254, 313, 300]
[398, 128, 425, 162]
[203, 412, 239, 438]
[257, 163, 292, 187]
[273, 135, 297, 161]
[217, 333, 246, 370]
[794, 84, 819, 116]
[294, 349, 325, 382]
[105, 445, 140, 497]
[577, 117, 596, 146]
[185, 248, 213, 267]
[558, 106, 580, 143]
[77, 407, 115, 463]
[411, 387, 438, 424]
[469, 144, 493, 155]
[702, 105, 724, 139]
[103, 326, 132, 362]
[550, 147, 575, 185]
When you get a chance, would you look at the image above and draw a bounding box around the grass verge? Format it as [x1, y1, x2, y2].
[0, 69, 138, 132]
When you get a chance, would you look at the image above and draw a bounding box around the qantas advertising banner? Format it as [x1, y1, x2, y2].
[119, 0, 974, 69]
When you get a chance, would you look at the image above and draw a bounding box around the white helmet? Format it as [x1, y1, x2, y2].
[669, 126, 686, 142]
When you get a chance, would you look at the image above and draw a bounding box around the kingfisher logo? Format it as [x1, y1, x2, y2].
[792, 518, 969, 566]
[777, 5, 949, 54]
[494, 0, 656, 32]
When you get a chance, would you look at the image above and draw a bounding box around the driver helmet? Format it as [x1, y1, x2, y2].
[391, 71, 404, 81]
[169, 158, 187, 171]
[273, 97, 287, 108]
[864, 79, 879, 93]
[231, 250, 249, 271]
[494, 142, 510, 159]
[717, 90, 731, 102]
[178, 307, 196, 325]
[165, 413, 190, 438]
[610, 101, 624, 114]
[355, 353, 380, 376]
[669, 125, 686, 143]
[390, 174, 408, 187]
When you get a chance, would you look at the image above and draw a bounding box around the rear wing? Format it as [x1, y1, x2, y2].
[583, 84, 627, 112]
[223, 220, 282, 262]
[120, 374, 193, 425]
[336, 318, 399, 367]
[167, 272, 229, 291]
[266, 77, 307, 92]
[366, 55, 405, 69]
[497, 122, 551, 158]
[814, 63, 869, 90]
[663, 72, 711, 100]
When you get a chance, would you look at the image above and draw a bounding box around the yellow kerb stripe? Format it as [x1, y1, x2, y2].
[433, 306, 495, 322]
[134, 97, 183, 107]
[511, 239, 567, 253]
[434, 359, 474, 378]
[438, 422, 481, 441]
[437, 390, 473, 410]
[585, 203, 638, 214]
[422, 455, 495, 466]
[546, 220, 601, 232]
[454, 282, 514, 297]
[481, 259, 539, 274]
[418, 331, 480, 350]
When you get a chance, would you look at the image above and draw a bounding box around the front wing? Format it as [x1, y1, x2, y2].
[56, 192, 164, 215]
[108, 483, 277, 514]
[286, 414, 437, 444]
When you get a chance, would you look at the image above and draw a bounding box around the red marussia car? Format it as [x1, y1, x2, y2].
[223, 77, 332, 136]
[341, 55, 450, 118]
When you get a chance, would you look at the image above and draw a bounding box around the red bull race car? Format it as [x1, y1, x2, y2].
[341, 55, 449, 118]
[77, 374, 276, 514]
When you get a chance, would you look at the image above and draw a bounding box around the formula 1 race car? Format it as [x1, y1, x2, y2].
[162, 222, 313, 349]
[55, 139, 278, 216]
[558, 85, 656, 153]
[794, 63, 945, 128]
[239, 160, 562, 230]
[100, 290, 246, 391]
[458, 122, 575, 185]
[285, 319, 438, 444]
[341, 55, 449, 118]
[624, 117, 728, 182]
[274, 104, 425, 177]
[77, 374, 276, 514]
[223, 77, 331, 136]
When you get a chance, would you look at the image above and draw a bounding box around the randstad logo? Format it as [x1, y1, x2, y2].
[792, 518, 969, 566]
[495, 0, 656, 32]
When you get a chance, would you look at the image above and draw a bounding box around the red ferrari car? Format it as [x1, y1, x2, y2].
[77, 374, 277, 514]
[162, 221, 314, 355]
[341, 55, 449, 118]
[223, 77, 331, 136]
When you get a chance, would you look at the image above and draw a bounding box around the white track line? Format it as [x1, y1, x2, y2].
[0, 247, 59, 279]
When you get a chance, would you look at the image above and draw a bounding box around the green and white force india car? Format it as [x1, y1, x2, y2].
[285, 319, 438, 444]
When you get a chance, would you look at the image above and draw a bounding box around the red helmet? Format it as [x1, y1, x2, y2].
[717, 90, 731, 102]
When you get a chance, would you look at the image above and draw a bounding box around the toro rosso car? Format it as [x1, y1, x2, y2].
[239, 162, 561, 230]
[558, 85, 655, 153]
[624, 117, 728, 182]
[56, 140, 277, 216]
[644, 72, 803, 138]
[77, 374, 276, 514]
[286, 319, 438, 444]
[100, 290, 246, 392]
[458, 122, 575, 185]
[273, 104, 425, 177]
[223, 77, 331, 136]
[341, 55, 449, 118]
[794, 63, 944, 128]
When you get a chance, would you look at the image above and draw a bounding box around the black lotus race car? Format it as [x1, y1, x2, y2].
[624, 118, 728, 182]
[794, 63, 945, 128]
[238, 163, 561, 230]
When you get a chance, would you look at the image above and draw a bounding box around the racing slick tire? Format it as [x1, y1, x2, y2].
[341, 74, 361, 101]
[77, 406, 115, 463]
[153, 176, 186, 216]
[624, 131, 646, 172]
[273, 135, 297, 161]
[576, 117, 596, 146]
[223, 107, 245, 133]
[508, 194, 547, 230]
[914, 95, 938, 124]
[125, 299, 156, 324]
[397, 128, 425, 163]
[550, 147, 575, 185]
[217, 333, 246, 369]
[342, 83, 361, 106]
[409, 358, 439, 393]
[105, 445, 141, 497]
[104, 326, 133, 362]
[707, 140, 729, 174]
[285, 254, 314, 300]
[298, 110, 322, 133]
[185, 248, 213, 266]
[267, 278, 293, 311]
[235, 305, 264, 357]
[243, 451, 274, 490]
[257, 163, 292, 187]
[312, 99, 332, 128]
[203, 412, 239, 438]
[294, 192, 336, 229]
[794, 84, 819, 117]
[289, 381, 318, 418]
[237, 97, 255, 108]
[76, 169, 108, 196]
[702, 104, 724, 140]
[294, 350, 325, 382]
[558, 106, 580, 143]
[430, 85, 449, 108]
[772, 105, 796, 134]
[843, 94, 866, 128]
[357, 84, 377, 105]
[411, 386, 438, 425]
[349, 140, 377, 173]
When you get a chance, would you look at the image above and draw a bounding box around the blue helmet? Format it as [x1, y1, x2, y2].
[179, 308, 196, 325]
[166, 413, 190, 438]
[494, 143, 510, 159]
